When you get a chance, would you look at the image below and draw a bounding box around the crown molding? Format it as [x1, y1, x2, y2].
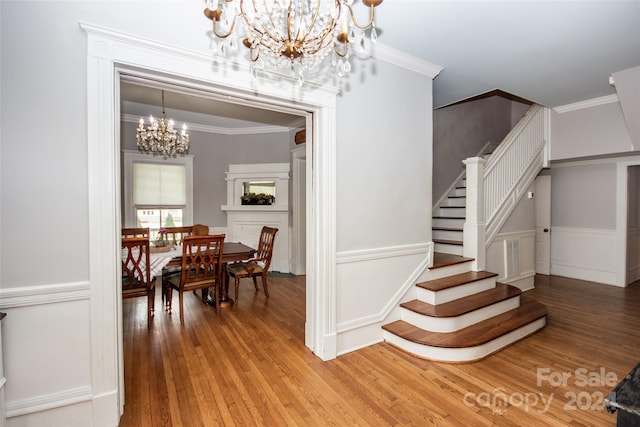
[122, 114, 292, 136]
[553, 94, 619, 113]
[373, 43, 443, 79]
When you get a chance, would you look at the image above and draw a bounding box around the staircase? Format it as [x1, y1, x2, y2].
[432, 145, 496, 256]
[383, 105, 549, 362]
[382, 252, 547, 362]
[432, 177, 466, 256]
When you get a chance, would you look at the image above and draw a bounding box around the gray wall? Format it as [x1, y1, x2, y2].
[627, 165, 640, 282]
[121, 121, 292, 227]
[433, 96, 526, 203]
[551, 163, 617, 230]
[336, 59, 433, 250]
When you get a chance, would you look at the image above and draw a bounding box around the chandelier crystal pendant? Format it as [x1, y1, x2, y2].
[204, 0, 383, 83]
[136, 90, 190, 157]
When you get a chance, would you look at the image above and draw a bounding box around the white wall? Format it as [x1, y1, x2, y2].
[612, 65, 640, 150]
[0, 1, 437, 425]
[550, 99, 633, 160]
[549, 96, 636, 286]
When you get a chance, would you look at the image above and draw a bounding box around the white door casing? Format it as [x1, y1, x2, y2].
[292, 145, 307, 276]
[82, 22, 338, 424]
[535, 175, 551, 275]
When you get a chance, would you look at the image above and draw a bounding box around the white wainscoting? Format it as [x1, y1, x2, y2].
[0, 282, 94, 426]
[335, 243, 432, 356]
[551, 227, 618, 286]
[486, 230, 536, 291]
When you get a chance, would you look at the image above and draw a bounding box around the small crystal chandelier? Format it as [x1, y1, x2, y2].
[136, 90, 190, 156]
[204, 0, 383, 83]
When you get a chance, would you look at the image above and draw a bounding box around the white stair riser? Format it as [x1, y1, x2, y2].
[432, 217, 465, 229]
[451, 187, 466, 197]
[417, 276, 497, 305]
[401, 296, 521, 333]
[421, 261, 474, 282]
[434, 242, 463, 256]
[383, 317, 546, 363]
[435, 207, 465, 217]
[442, 197, 466, 207]
[433, 229, 463, 241]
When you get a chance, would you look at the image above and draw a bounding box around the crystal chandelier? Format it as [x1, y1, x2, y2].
[204, 0, 383, 82]
[136, 90, 190, 156]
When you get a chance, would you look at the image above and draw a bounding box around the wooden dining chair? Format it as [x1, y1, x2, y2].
[122, 227, 150, 239]
[164, 234, 225, 322]
[121, 237, 155, 323]
[227, 226, 278, 303]
[162, 226, 193, 246]
[192, 224, 209, 236]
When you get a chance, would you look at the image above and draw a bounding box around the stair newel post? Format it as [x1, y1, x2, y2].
[462, 157, 486, 271]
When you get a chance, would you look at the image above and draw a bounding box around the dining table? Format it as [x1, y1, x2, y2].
[150, 241, 256, 307]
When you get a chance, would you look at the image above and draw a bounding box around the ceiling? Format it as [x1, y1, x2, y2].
[121, 1, 640, 128]
[378, 0, 640, 109]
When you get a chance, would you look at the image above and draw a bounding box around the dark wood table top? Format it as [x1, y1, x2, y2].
[163, 241, 255, 268]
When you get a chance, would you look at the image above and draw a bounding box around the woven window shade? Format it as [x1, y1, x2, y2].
[133, 163, 186, 206]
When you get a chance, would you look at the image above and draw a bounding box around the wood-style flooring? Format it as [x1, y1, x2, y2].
[120, 273, 640, 426]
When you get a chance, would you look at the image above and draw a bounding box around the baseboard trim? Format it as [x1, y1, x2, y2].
[501, 270, 536, 291]
[551, 263, 618, 287]
[5, 385, 93, 418]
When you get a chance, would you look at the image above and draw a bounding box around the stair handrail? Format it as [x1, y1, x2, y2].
[464, 104, 549, 269]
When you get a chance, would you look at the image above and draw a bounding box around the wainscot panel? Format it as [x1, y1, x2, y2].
[551, 227, 617, 285]
[335, 243, 432, 355]
[487, 230, 536, 291]
[0, 283, 93, 424]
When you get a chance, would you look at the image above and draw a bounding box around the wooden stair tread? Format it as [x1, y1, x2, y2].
[431, 252, 474, 269]
[383, 296, 546, 348]
[447, 196, 466, 199]
[417, 270, 497, 292]
[432, 216, 466, 220]
[401, 283, 521, 318]
[433, 239, 463, 246]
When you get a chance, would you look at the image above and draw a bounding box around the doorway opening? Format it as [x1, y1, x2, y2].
[83, 22, 338, 422]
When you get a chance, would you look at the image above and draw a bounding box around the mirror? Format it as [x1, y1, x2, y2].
[241, 181, 276, 205]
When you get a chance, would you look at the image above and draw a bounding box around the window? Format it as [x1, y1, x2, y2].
[123, 151, 193, 238]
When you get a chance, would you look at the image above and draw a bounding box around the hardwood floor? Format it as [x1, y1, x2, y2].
[120, 273, 640, 426]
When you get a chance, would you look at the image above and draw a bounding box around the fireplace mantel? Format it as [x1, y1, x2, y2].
[221, 163, 289, 210]
[222, 163, 290, 273]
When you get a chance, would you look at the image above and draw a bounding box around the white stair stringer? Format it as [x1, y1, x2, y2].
[382, 317, 546, 363]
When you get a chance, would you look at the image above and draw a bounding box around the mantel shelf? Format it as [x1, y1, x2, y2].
[221, 205, 289, 212]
